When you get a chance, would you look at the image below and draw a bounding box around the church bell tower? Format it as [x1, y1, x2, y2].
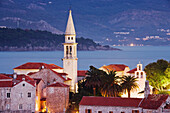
[63, 10, 78, 92]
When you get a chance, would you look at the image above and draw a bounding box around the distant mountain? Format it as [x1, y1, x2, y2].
[0, 0, 170, 45]
[0, 28, 120, 51]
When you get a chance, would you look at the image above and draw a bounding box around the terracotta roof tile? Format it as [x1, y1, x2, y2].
[14, 62, 63, 69]
[47, 82, 69, 87]
[0, 81, 13, 87]
[77, 70, 87, 77]
[139, 94, 169, 109]
[102, 64, 128, 72]
[79, 96, 142, 107]
[127, 68, 137, 73]
[0, 74, 12, 79]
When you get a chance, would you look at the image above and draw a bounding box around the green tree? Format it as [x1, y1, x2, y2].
[121, 76, 138, 98]
[144, 59, 169, 91]
[100, 71, 122, 97]
[85, 66, 103, 96]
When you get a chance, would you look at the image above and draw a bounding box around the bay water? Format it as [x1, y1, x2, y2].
[0, 46, 170, 74]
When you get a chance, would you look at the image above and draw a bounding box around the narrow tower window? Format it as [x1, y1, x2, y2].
[139, 65, 141, 70]
[66, 46, 69, 56]
[71, 37, 73, 40]
[70, 46, 72, 55]
[68, 37, 70, 40]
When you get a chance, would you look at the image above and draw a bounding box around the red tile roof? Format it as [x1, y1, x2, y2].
[77, 70, 87, 77]
[27, 72, 38, 76]
[47, 82, 69, 87]
[127, 68, 137, 73]
[101, 64, 128, 72]
[0, 74, 12, 79]
[0, 81, 13, 87]
[139, 94, 169, 109]
[14, 62, 63, 69]
[79, 96, 142, 107]
[0, 74, 35, 87]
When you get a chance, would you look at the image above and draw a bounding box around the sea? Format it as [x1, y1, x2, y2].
[0, 46, 170, 74]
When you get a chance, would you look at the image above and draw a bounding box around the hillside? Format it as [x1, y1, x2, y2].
[0, 28, 120, 51]
[0, 0, 170, 45]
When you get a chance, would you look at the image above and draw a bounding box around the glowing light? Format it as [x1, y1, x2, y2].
[130, 43, 134, 46]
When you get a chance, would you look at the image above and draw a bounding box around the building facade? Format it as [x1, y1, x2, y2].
[0, 74, 36, 113]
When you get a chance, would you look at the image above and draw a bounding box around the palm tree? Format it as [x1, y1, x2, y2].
[85, 66, 103, 96]
[121, 76, 138, 98]
[100, 71, 122, 97]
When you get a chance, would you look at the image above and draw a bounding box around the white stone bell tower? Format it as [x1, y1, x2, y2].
[63, 10, 78, 92]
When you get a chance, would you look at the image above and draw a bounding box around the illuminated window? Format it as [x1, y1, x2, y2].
[85, 109, 92, 113]
[132, 110, 139, 113]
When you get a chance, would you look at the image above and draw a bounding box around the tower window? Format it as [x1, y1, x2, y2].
[70, 46, 72, 55]
[136, 72, 139, 78]
[141, 72, 143, 78]
[139, 65, 141, 70]
[66, 46, 69, 55]
[68, 37, 70, 40]
[71, 37, 73, 40]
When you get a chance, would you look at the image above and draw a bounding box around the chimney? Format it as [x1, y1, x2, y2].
[13, 73, 17, 79]
[144, 80, 150, 98]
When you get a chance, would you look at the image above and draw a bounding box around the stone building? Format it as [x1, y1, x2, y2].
[79, 81, 170, 113]
[79, 94, 170, 113]
[29, 69, 70, 112]
[0, 74, 36, 113]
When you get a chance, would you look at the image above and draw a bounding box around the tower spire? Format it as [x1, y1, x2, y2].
[65, 9, 76, 35]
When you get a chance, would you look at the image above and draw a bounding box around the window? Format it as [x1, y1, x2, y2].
[85, 109, 92, 113]
[132, 110, 139, 113]
[23, 84, 25, 86]
[68, 37, 70, 40]
[98, 111, 102, 113]
[28, 104, 31, 109]
[19, 104, 22, 110]
[121, 112, 125, 113]
[109, 112, 113, 113]
[6, 104, 10, 109]
[28, 92, 31, 97]
[141, 72, 143, 78]
[71, 37, 73, 40]
[70, 46, 72, 55]
[136, 72, 139, 78]
[20, 93, 23, 98]
[7, 93, 10, 98]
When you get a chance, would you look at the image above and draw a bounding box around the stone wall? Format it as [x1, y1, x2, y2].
[30, 69, 64, 86]
[46, 87, 69, 113]
[79, 105, 142, 113]
[11, 81, 36, 112]
[0, 88, 11, 111]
